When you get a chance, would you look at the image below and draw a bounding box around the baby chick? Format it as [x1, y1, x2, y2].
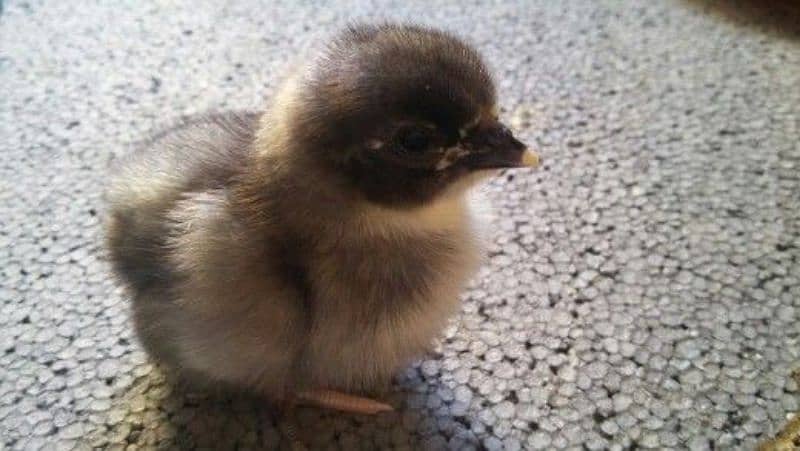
[106, 23, 539, 414]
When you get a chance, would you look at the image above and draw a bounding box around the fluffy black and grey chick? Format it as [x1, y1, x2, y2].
[106, 23, 539, 413]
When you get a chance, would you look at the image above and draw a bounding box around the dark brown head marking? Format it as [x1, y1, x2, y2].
[288, 23, 535, 208]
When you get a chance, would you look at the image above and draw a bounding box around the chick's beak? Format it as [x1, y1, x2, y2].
[463, 120, 540, 170]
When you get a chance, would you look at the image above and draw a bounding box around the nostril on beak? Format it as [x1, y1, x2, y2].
[485, 122, 515, 148]
[497, 123, 512, 137]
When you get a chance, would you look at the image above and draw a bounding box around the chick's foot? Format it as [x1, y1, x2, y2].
[295, 389, 394, 415]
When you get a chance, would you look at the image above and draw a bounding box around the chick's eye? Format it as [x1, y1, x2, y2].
[398, 128, 430, 152]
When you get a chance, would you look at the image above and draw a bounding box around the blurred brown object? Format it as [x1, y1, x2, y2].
[757, 414, 800, 451]
[757, 369, 800, 450]
[684, 0, 800, 40]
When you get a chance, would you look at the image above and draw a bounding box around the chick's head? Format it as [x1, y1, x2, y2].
[288, 23, 539, 207]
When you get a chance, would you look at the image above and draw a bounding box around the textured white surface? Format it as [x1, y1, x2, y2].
[1, 0, 799, 449]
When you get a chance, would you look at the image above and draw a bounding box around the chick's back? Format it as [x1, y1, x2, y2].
[105, 112, 308, 392]
[106, 112, 259, 292]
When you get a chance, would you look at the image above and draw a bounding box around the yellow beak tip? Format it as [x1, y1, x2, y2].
[521, 149, 540, 168]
